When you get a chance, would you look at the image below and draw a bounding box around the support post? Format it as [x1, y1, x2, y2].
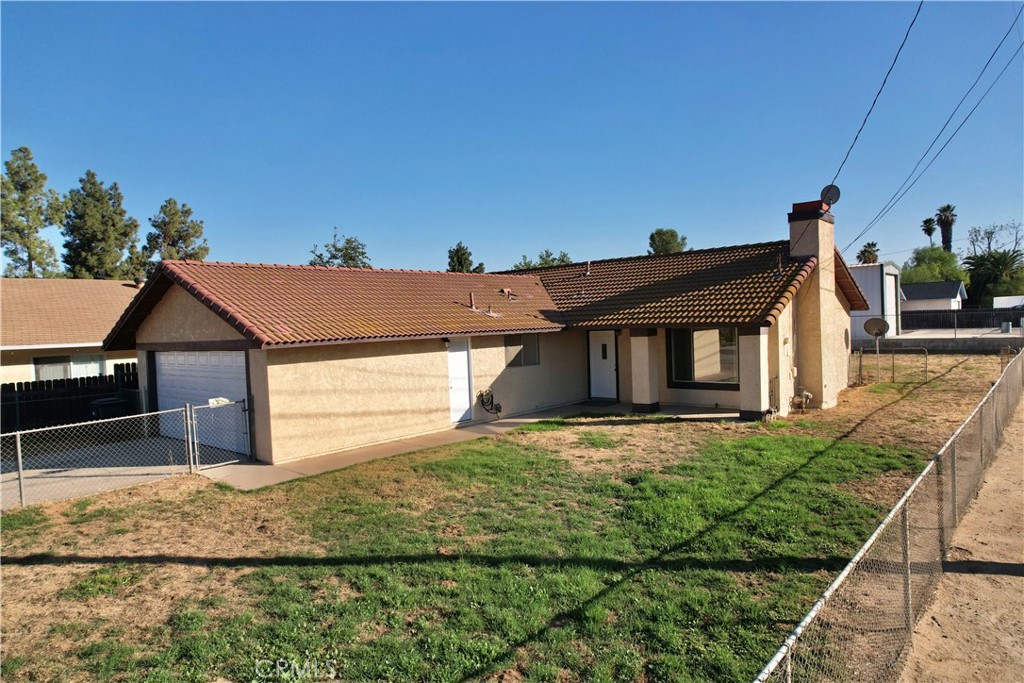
[980, 402, 986, 466]
[901, 504, 914, 630]
[784, 647, 793, 683]
[15, 432, 26, 508]
[184, 407, 194, 474]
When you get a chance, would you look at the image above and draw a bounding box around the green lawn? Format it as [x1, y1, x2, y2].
[2, 422, 923, 683]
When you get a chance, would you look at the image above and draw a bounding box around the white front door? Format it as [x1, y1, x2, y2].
[447, 337, 473, 423]
[589, 331, 617, 399]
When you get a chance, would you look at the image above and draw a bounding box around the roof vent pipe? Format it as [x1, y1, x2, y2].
[469, 292, 476, 310]
[585, 261, 591, 277]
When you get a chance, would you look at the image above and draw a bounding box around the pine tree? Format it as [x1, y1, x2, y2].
[1, 147, 64, 277]
[309, 228, 371, 268]
[61, 170, 141, 279]
[447, 241, 485, 273]
[145, 198, 210, 266]
[648, 228, 687, 255]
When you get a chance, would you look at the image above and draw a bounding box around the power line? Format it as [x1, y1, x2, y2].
[828, 0, 925, 189]
[844, 4, 1024, 251]
[840, 38, 1024, 253]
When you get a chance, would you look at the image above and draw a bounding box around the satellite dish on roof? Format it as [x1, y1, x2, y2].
[820, 184, 841, 206]
[863, 317, 890, 338]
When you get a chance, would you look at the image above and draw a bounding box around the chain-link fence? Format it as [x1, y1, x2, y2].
[755, 348, 1024, 683]
[0, 400, 250, 510]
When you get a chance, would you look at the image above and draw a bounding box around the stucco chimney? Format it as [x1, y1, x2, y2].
[787, 199, 846, 410]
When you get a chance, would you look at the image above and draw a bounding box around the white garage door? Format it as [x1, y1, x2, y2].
[155, 351, 248, 454]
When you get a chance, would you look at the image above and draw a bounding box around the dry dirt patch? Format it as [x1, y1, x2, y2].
[1, 475, 325, 676]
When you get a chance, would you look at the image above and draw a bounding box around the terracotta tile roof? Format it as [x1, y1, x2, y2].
[512, 241, 867, 328]
[106, 261, 564, 350]
[1, 278, 140, 349]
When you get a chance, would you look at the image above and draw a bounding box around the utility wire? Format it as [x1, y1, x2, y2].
[828, 0, 925, 189]
[841, 39, 1024, 253]
[846, 3, 1024, 249]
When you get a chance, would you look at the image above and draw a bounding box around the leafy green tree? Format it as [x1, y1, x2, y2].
[309, 228, 371, 268]
[648, 228, 686, 255]
[447, 241, 485, 273]
[856, 241, 879, 264]
[511, 249, 573, 270]
[61, 170, 141, 279]
[1, 147, 64, 277]
[936, 204, 957, 253]
[900, 246, 968, 285]
[920, 217, 937, 247]
[144, 198, 209, 268]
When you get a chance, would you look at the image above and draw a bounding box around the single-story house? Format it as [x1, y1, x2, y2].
[992, 295, 1024, 309]
[901, 281, 967, 311]
[849, 263, 902, 339]
[1, 278, 140, 384]
[104, 200, 868, 464]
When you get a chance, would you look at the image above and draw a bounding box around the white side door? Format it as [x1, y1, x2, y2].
[447, 337, 473, 423]
[589, 331, 617, 400]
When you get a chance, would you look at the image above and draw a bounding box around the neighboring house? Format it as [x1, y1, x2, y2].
[1, 278, 140, 385]
[105, 199, 868, 465]
[901, 281, 967, 311]
[992, 295, 1024, 309]
[849, 263, 902, 339]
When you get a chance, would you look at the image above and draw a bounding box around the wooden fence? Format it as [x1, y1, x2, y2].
[1, 363, 140, 432]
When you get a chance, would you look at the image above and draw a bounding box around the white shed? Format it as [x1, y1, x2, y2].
[849, 263, 902, 340]
[901, 281, 967, 311]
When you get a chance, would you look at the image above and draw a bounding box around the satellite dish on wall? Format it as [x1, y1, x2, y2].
[863, 317, 890, 338]
[820, 184, 841, 206]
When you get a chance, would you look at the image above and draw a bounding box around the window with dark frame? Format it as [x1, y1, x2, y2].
[666, 328, 739, 389]
[504, 333, 540, 367]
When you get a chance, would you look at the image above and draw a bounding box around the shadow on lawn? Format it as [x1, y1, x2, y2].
[4, 359, 969, 681]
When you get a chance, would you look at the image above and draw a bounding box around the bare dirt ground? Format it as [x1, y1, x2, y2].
[899, 397, 1024, 683]
[0, 476, 325, 680]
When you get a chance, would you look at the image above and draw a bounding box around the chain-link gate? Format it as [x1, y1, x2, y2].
[1, 408, 191, 509]
[188, 399, 250, 470]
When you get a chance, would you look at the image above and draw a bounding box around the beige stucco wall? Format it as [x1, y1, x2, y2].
[1, 348, 137, 385]
[470, 330, 588, 420]
[247, 349, 273, 462]
[136, 285, 244, 345]
[768, 303, 796, 417]
[260, 330, 588, 464]
[791, 217, 853, 409]
[264, 338, 450, 463]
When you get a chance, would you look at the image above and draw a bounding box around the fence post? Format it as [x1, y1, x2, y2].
[14, 432, 26, 508]
[784, 647, 793, 683]
[184, 407, 194, 474]
[901, 503, 914, 630]
[191, 405, 200, 470]
[892, 351, 896, 383]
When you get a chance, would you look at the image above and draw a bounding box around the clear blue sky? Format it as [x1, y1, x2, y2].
[2, 2, 1021, 272]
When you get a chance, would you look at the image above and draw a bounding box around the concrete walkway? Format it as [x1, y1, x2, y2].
[201, 402, 738, 490]
[899, 397, 1024, 682]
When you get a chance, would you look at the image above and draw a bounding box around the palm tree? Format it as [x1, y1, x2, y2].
[963, 249, 1023, 303]
[921, 217, 937, 246]
[857, 241, 880, 264]
[936, 204, 957, 253]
